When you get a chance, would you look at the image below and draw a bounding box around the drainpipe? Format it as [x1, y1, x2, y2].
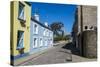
[80, 5, 84, 56]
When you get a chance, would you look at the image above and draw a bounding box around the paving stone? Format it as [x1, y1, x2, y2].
[19, 42, 96, 66]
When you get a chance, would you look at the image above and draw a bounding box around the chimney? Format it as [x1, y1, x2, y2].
[34, 13, 39, 21]
[44, 22, 48, 27]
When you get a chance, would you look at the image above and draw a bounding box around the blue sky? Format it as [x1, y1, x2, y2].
[30, 2, 77, 34]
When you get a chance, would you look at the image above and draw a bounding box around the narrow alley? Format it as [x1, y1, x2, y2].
[19, 41, 96, 66]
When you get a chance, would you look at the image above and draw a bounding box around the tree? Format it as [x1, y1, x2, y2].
[66, 34, 71, 42]
[50, 22, 64, 36]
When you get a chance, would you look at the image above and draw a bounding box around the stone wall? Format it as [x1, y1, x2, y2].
[78, 33, 82, 56]
[82, 30, 97, 58]
[82, 6, 97, 31]
[72, 5, 97, 58]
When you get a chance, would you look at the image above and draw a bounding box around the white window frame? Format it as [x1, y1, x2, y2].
[34, 24, 38, 34]
[47, 30, 48, 36]
[18, 2, 25, 22]
[45, 40, 48, 46]
[49, 32, 52, 37]
[50, 39, 53, 45]
[33, 38, 38, 48]
[43, 29, 46, 36]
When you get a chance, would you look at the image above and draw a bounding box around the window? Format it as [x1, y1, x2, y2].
[17, 31, 24, 50]
[43, 29, 46, 36]
[33, 38, 38, 48]
[40, 38, 43, 47]
[90, 26, 93, 29]
[46, 30, 48, 36]
[45, 40, 48, 46]
[34, 24, 38, 34]
[49, 32, 52, 37]
[18, 2, 25, 22]
[48, 30, 50, 36]
[85, 26, 88, 30]
[50, 39, 53, 45]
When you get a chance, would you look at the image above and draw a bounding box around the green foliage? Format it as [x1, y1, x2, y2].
[50, 22, 64, 36]
[54, 34, 71, 42]
[54, 35, 67, 41]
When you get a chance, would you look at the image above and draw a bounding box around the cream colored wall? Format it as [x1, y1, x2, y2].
[11, 1, 31, 56]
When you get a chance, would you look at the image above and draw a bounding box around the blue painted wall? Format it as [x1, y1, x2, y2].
[30, 20, 53, 54]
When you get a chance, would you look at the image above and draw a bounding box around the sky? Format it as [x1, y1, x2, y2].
[30, 2, 77, 34]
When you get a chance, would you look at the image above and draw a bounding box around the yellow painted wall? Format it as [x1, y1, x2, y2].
[10, 1, 31, 56]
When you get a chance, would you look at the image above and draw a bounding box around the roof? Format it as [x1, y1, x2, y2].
[31, 17, 52, 31]
[25, 2, 31, 6]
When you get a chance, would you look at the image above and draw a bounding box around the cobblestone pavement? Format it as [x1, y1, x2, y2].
[20, 42, 97, 66]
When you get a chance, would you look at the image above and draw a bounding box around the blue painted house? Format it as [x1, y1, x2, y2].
[30, 13, 53, 54]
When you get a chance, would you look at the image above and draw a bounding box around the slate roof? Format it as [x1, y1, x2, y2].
[31, 17, 52, 31]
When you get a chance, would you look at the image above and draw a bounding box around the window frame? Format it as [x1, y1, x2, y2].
[18, 2, 26, 22]
[33, 38, 38, 48]
[34, 24, 38, 34]
[16, 30, 24, 50]
[40, 38, 43, 47]
[43, 29, 46, 36]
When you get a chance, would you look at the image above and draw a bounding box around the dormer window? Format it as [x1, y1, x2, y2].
[18, 2, 26, 22]
[16, 31, 24, 50]
[46, 30, 48, 36]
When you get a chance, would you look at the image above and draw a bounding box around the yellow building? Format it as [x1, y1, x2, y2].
[10, 1, 31, 62]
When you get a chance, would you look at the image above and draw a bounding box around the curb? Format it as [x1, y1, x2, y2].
[14, 46, 54, 66]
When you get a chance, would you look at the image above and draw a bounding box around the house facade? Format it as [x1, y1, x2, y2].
[10, 1, 53, 65]
[10, 1, 31, 61]
[30, 13, 53, 54]
[72, 5, 97, 58]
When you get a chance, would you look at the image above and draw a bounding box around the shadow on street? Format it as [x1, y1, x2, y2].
[62, 42, 80, 56]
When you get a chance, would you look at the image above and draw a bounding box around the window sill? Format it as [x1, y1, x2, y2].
[18, 17, 26, 23]
[16, 47, 24, 50]
[34, 33, 38, 35]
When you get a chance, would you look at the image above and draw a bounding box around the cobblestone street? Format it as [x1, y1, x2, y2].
[20, 41, 96, 66]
